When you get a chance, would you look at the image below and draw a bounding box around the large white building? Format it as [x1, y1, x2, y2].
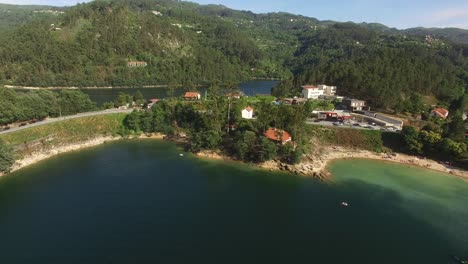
[301, 85, 336, 99]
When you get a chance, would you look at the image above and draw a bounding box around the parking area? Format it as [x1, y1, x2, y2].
[306, 118, 401, 132]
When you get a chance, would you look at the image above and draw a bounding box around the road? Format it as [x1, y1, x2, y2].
[1, 110, 397, 136]
[0, 109, 133, 135]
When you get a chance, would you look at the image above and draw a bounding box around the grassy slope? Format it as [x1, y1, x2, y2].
[306, 125, 403, 153]
[0, 114, 126, 147]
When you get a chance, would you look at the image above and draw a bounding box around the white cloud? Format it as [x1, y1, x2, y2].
[423, 5, 468, 29]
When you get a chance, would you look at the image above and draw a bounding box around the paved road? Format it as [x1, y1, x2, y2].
[1, 111, 397, 136]
[0, 109, 133, 135]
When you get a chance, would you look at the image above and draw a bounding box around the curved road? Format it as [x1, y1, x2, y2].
[0, 109, 133, 135]
[1, 109, 398, 136]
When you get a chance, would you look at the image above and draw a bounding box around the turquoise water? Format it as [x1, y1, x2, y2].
[0, 140, 467, 263]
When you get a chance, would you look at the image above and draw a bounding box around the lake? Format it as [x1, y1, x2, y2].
[0, 140, 467, 263]
[81, 80, 278, 105]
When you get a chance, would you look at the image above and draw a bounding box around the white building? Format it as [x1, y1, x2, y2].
[302, 85, 337, 99]
[242, 106, 254, 119]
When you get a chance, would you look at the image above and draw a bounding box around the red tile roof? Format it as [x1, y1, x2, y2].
[302, 85, 319, 89]
[148, 99, 159, 103]
[184, 92, 200, 98]
[244, 106, 253, 112]
[264, 128, 292, 143]
[432, 108, 449, 118]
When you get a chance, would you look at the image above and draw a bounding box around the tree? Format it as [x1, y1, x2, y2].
[114, 92, 133, 107]
[418, 130, 442, 154]
[0, 139, 14, 173]
[58, 90, 96, 115]
[402, 126, 423, 154]
[133, 90, 145, 105]
[438, 138, 467, 159]
[446, 112, 465, 142]
[124, 110, 142, 132]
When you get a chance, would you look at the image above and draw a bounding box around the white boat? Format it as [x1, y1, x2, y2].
[341, 202, 349, 207]
[179, 153, 184, 157]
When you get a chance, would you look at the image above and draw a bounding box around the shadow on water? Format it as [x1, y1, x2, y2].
[0, 140, 464, 264]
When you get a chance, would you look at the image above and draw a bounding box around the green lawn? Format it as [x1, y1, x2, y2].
[0, 114, 127, 147]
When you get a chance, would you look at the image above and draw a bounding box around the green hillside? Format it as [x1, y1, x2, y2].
[0, 0, 467, 112]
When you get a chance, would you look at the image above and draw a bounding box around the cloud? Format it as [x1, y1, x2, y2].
[424, 5, 468, 28]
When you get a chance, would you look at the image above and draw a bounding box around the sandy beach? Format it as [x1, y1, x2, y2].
[260, 145, 468, 180]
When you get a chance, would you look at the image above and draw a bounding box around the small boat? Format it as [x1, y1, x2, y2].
[341, 202, 349, 207]
[179, 153, 184, 157]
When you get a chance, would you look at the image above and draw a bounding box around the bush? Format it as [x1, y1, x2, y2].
[0, 139, 14, 173]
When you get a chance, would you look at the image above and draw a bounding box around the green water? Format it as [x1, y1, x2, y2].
[0, 140, 467, 263]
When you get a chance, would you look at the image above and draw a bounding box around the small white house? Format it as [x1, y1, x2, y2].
[242, 106, 254, 119]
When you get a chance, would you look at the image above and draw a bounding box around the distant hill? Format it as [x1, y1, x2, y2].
[404, 27, 468, 45]
[0, 3, 64, 33]
[0, 0, 466, 111]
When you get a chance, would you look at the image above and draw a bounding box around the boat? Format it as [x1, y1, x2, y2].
[179, 153, 184, 157]
[340, 202, 349, 207]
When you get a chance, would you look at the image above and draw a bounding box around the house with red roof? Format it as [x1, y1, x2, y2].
[241, 106, 254, 119]
[147, 98, 160, 108]
[183, 92, 201, 100]
[431, 108, 449, 119]
[264, 128, 292, 144]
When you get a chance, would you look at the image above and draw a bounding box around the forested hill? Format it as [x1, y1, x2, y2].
[0, 0, 467, 111]
[0, 3, 64, 33]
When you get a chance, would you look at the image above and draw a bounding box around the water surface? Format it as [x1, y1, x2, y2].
[81, 80, 278, 105]
[0, 140, 467, 263]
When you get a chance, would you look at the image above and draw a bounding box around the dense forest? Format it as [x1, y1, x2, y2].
[0, 0, 468, 111]
[274, 23, 468, 112]
[122, 96, 311, 164]
[0, 88, 96, 126]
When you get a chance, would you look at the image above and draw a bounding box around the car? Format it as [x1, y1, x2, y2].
[2, 126, 11, 131]
[333, 122, 343, 126]
[19, 123, 27, 127]
[364, 125, 373, 129]
[353, 123, 361, 127]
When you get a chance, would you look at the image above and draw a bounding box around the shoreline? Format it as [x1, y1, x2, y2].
[4, 84, 183, 90]
[0, 136, 121, 177]
[197, 146, 468, 180]
[2, 136, 467, 180]
[2, 79, 279, 90]
[312, 146, 468, 180]
[0, 133, 167, 177]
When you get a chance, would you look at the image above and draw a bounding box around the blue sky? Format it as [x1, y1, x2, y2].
[1, 0, 467, 29]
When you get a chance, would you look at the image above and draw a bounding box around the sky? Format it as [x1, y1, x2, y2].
[1, 0, 467, 29]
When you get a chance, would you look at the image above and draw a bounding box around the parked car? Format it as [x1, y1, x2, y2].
[19, 123, 27, 127]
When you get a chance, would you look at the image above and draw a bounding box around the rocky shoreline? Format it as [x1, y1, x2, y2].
[0, 136, 121, 177]
[197, 146, 468, 180]
[2, 135, 467, 180]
